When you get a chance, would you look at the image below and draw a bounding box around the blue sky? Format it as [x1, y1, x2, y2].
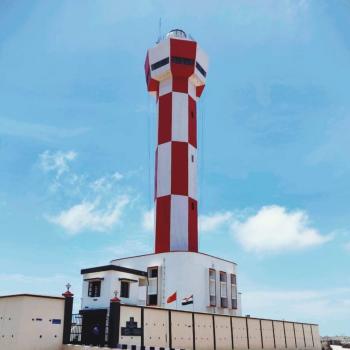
[0, 0, 349, 335]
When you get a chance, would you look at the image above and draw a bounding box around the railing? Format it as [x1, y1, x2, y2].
[69, 313, 109, 346]
[69, 314, 82, 344]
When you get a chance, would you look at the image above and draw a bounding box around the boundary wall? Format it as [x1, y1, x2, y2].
[63, 345, 183, 350]
[111, 304, 321, 350]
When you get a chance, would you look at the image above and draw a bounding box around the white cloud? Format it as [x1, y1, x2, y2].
[199, 212, 233, 233]
[142, 209, 154, 232]
[112, 171, 123, 181]
[90, 172, 123, 193]
[232, 205, 331, 253]
[141, 205, 331, 254]
[39, 150, 132, 234]
[49, 195, 130, 234]
[39, 150, 77, 178]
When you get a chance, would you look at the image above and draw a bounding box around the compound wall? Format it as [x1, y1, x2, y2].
[0, 294, 64, 350]
[117, 304, 321, 350]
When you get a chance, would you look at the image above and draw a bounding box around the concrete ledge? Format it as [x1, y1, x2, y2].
[62, 345, 184, 350]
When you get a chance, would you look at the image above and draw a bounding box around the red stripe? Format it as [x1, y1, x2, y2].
[188, 198, 198, 252]
[188, 96, 197, 147]
[145, 51, 159, 93]
[170, 39, 196, 78]
[171, 142, 188, 196]
[196, 85, 205, 97]
[154, 147, 158, 201]
[172, 77, 188, 93]
[170, 38, 197, 58]
[155, 195, 171, 253]
[158, 93, 172, 144]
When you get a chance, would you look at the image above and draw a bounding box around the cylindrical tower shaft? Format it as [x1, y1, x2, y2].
[145, 30, 208, 253]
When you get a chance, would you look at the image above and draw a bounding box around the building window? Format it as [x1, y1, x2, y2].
[88, 280, 101, 298]
[209, 269, 216, 306]
[147, 266, 158, 306]
[120, 281, 130, 298]
[231, 274, 238, 309]
[220, 272, 228, 308]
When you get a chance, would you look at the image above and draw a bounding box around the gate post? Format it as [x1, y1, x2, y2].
[62, 283, 74, 345]
[108, 293, 121, 348]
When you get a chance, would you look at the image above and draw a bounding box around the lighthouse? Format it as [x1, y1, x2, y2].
[80, 29, 240, 316]
[145, 29, 208, 253]
[57, 29, 323, 350]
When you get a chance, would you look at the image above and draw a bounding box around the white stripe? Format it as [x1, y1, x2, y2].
[148, 39, 170, 82]
[172, 92, 188, 142]
[170, 195, 188, 251]
[188, 144, 197, 200]
[148, 38, 170, 64]
[182, 295, 193, 302]
[159, 78, 172, 97]
[195, 45, 209, 81]
[188, 80, 197, 100]
[156, 142, 171, 197]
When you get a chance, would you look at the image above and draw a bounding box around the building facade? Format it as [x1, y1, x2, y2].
[81, 252, 241, 316]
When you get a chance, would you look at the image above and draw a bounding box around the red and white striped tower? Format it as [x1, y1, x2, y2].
[145, 29, 208, 253]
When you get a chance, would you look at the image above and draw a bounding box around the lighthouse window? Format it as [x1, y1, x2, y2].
[196, 61, 207, 77]
[151, 57, 169, 71]
[120, 281, 130, 298]
[171, 56, 195, 66]
[231, 274, 238, 309]
[88, 280, 101, 298]
[147, 266, 159, 306]
[148, 267, 158, 278]
[209, 269, 216, 306]
[220, 272, 228, 308]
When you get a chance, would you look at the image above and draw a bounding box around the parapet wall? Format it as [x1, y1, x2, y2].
[63, 346, 182, 350]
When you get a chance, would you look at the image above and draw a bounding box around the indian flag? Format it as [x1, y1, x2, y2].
[181, 294, 193, 305]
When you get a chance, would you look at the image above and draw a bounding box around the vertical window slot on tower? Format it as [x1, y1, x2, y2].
[209, 269, 216, 306]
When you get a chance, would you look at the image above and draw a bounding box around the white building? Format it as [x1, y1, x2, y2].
[81, 252, 241, 316]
